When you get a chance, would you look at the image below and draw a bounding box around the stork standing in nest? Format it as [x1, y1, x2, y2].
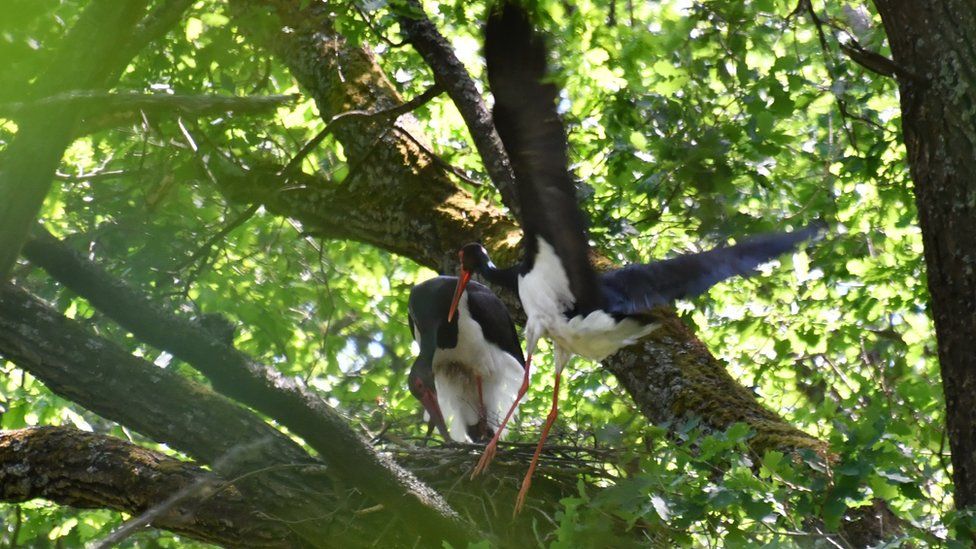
[449, 2, 824, 513]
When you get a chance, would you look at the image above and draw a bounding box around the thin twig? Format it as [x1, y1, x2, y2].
[54, 169, 137, 182]
[801, 0, 858, 149]
[392, 126, 484, 187]
[169, 204, 261, 274]
[348, 0, 407, 48]
[280, 84, 443, 176]
[92, 436, 274, 549]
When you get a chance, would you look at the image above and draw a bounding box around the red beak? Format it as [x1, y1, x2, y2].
[447, 269, 472, 322]
[421, 389, 449, 439]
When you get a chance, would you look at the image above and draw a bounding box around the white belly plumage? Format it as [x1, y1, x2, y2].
[519, 237, 659, 362]
[431, 292, 524, 443]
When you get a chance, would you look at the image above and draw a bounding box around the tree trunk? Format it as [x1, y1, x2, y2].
[873, 0, 976, 535]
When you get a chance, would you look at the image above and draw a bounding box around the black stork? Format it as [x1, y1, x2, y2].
[407, 276, 526, 443]
[448, 2, 825, 512]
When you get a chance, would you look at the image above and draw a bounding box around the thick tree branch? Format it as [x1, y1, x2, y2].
[0, 283, 376, 547]
[0, 0, 153, 282]
[19, 230, 478, 546]
[0, 426, 293, 548]
[398, 0, 522, 218]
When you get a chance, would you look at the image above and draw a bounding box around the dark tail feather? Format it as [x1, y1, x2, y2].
[604, 222, 827, 315]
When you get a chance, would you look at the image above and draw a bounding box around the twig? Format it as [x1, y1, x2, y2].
[54, 169, 136, 182]
[202, 461, 329, 503]
[800, 0, 858, 148]
[127, 0, 195, 56]
[354, 504, 385, 516]
[92, 436, 274, 549]
[169, 204, 261, 274]
[392, 126, 484, 187]
[10, 506, 21, 548]
[280, 84, 443, 176]
[348, 0, 407, 48]
[397, 0, 521, 216]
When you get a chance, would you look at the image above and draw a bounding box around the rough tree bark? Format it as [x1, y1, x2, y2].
[873, 0, 976, 535]
[0, 427, 294, 548]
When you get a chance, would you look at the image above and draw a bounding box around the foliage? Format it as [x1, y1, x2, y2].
[0, 0, 953, 546]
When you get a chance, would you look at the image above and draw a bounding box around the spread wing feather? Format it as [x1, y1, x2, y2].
[601, 223, 826, 316]
[485, 3, 603, 315]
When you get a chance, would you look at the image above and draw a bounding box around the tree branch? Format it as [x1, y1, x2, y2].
[0, 0, 152, 282]
[0, 92, 299, 132]
[19, 229, 478, 546]
[116, 0, 197, 65]
[838, 41, 922, 81]
[168, 204, 261, 274]
[281, 84, 442, 176]
[397, 0, 522, 219]
[0, 426, 293, 548]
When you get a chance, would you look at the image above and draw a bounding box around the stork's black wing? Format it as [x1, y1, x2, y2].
[485, 2, 603, 315]
[601, 223, 825, 316]
[465, 282, 525, 366]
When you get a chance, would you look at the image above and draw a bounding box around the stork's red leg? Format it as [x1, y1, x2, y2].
[471, 353, 532, 478]
[514, 369, 561, 515]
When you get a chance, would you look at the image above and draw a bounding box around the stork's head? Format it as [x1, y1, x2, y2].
[458, 242, 491, 273]
[408, 359, 448, 439]
[448, 243, 491, 321]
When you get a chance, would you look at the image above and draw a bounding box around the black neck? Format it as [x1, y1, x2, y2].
[476, 262, 519, 293]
